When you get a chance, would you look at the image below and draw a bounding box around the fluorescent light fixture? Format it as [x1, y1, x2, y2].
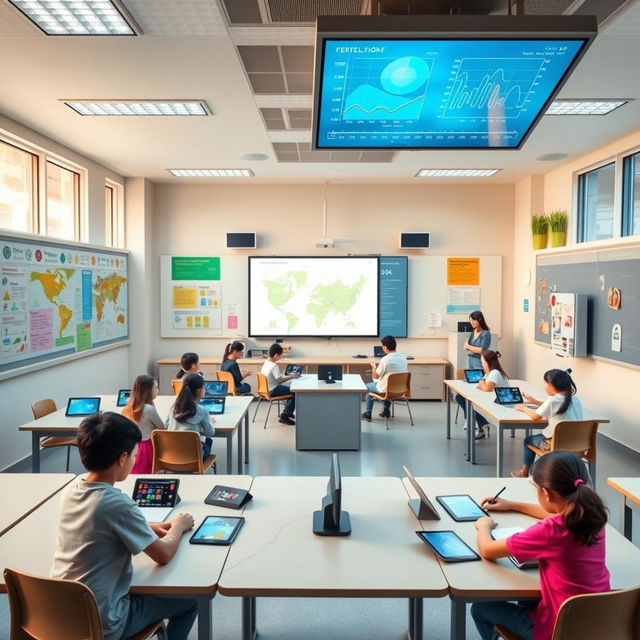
[168, 169, 254, 177]
[64, 101, 210, 116]
[546, 100, 628, 115]
[415, 169, 500, 177]
[8, 0, 138, 35]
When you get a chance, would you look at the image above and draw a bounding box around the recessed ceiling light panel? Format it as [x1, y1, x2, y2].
[64, 101, 210, 116]
[9, 0, 137, 35]
[168, 169, 254, 177]
[415, 169, 500, 177]
[546, 100, 628, 115]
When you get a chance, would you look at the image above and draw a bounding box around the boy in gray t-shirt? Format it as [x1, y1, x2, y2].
[51, 412, 197, 640]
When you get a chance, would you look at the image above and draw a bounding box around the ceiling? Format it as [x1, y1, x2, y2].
[0, 0, 639, 184]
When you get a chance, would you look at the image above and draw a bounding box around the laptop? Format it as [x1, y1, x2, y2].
[203, 380, 228, 397]
[494, 387, 525, 407]
[116, 389, 131, 407]
[463, 369, 484, 383]
[65, 397, 101, 417]
[373, 345, 385, 358]
[284, 364, 303, 376]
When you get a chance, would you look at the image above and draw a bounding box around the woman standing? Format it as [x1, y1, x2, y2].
[221, 341, 252, 394]
[464, 310, 491, 369]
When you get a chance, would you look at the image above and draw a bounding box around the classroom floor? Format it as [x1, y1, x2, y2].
[2, 400, 639, 639]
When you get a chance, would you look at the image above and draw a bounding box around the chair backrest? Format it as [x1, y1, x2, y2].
[31, 398, 57, 420]
[384, 372, 411, 399]
[170, 379, 183, 396]
[4, 567, 104, 640]
[551, 585, 640, 640]
[151, 429, 204, 474]
[216, 370, 236, 395]
[551, 420, 599, 462]
[255, 373, 271, 399]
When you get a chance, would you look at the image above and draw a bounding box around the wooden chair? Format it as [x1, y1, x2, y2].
[252, 373, 293, 429]
[367, 372, 413, 430]
[170, 379, 183, 395]
[526, 420, 599, 486]
[31, 398, 78, 472]
[494, 584, 640, 640]
[4, 567, 166, 640]
[151, 430, 216, 474]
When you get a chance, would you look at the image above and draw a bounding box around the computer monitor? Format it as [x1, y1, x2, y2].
[313, 453, 351, 536]
[317, 364, 343, 384]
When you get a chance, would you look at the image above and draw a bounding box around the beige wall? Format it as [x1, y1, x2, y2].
[513, 129, 640, 452]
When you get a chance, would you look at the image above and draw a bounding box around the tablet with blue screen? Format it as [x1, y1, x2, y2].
[463, 369, 484, 383]
[200, 397, 225, 415]
[189, 516, 245, 545]
[416, 530, 480, 562]
[117, 389, 131, 407]
[436, 494, 487, 522]
[204, 381, 228, 397]
[65, 397, 101, 417]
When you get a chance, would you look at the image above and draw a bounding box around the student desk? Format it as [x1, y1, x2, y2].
[0, 473, 75, 536]
[404, 476, 640, 640]
[290, 374, 367, 450]
[217, 476, 448, 640]
[0, 474, 253, 640]
[607, 477, 640, 540]
[19, 395, 253, 475]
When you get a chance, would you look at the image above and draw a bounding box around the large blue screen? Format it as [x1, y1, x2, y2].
[315, 39, 585, 149]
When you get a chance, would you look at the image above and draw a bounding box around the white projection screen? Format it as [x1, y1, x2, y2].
[248, 256, 379, 338]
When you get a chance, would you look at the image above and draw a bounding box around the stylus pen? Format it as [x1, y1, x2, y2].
[485, 486, 506, 506]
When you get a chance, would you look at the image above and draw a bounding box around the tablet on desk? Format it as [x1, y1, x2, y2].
[436, 494, 487, 522]
[132, 478, 181, 523]
[200, 397, 225, 415]
[463, 369, 484, 383]
[116, 389, 131, 407]
[494, 387, 525, 406]
[416, 530, 480, 562]
[491, 526, 539, 570]
[204, 380, 228, 397]
[189, 515, 245, 545]
[65, 397, 101, 417]
[285, 364, 303, 376]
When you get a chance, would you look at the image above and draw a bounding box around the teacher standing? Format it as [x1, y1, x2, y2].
[464, 310, 491, 369]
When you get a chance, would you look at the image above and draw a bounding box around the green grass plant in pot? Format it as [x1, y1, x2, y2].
[531, 214, 549, 250]
[548, 209, 568, 247]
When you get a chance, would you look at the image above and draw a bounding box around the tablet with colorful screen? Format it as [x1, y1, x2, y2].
[189, 516, 245, 545]
[117, 389, 131, 407]
[65, 397, 101, 417]
[416, 530, 480, 562]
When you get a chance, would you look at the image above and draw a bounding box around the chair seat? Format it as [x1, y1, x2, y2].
[41, 436, 78, 448]
[261, 394, 292, 401]
[127, 619, 166, 640]
[527, 444, 589, 458]
[369, 392, 408, 401]
[493, 625, 525, 640]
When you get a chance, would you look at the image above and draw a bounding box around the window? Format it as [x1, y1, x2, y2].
[577, 162, 615, 243]
[46, 161, 79, 240]
[0, 139, 37, 233]
[622, 151, 640, 237]
[105, 180, 124, 247]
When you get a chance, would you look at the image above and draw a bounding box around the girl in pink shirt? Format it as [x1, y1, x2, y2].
[472, 451, 610, 640]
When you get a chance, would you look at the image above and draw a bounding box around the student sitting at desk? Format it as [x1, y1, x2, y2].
[166, 373, 215, 460]
[361, 335, 408, 422]
[472, 451, 610, 640]
[261, 342, 300, 425]
[176, 351, 203, 380]
[122, 374, 165, 474]
[51, 412, 197, 640]
[221, 341, 252, 394]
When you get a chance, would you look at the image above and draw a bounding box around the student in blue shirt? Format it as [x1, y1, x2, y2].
[464, 310, 492, 369]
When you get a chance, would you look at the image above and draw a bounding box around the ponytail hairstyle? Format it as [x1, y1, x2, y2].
[122, 374, 156, 424]
[173, 373, 204, 422]
[544, 368, 576, 415]
[469, 310, 490, 331]
[480, 349, 508, 380]
[268, 343, 283, 358]
[531, 451, 607, 546]
[177, 352, 199, 379]
[223, 341, 244, 360]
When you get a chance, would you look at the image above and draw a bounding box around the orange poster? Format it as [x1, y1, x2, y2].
[447, 257, 480, 286]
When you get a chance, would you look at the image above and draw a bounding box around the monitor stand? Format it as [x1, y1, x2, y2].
[408, 498, 438, 520]
[313, 510, 351, 536]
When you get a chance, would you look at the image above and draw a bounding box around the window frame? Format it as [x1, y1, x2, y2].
[575, 159, 618, 244]
[104, 179, 125, 248]
[45, 159, 82, 242]
[622, 148, 640, 237]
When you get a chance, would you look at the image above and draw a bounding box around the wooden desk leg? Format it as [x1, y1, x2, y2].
[408, 597, 423, 640]
[450, 597, 465, 640]
[237, 420, 243, 475]
[497, 425, 505, 478]
[623, 500, 633, 540]
[197, 596, 213, 640]
[31, 432, 41, 473]
[446, 389, 452, 439]
[242, 596, 256, 640]
[244, 412, 250, 464]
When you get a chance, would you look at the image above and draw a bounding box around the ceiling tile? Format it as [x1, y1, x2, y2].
[248, 73, 287, 93]
[274, 152, 301, 162]
[124, 0, 228, 36]
[238, 45, 281, 72]
[281, 45, 314, 72]
[221, 0, 263, 24]
[301, 151, 331, 162]
[285, 73, 313, 94]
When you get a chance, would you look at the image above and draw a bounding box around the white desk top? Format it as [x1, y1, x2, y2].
[0, 474, 253, 595]
[290, 374, 367, 393]
[405, 476, 640, 598]
[19, 395, 253, 435]
[218, 475, 447, 597]
[607, 478, 640, 506]
[0, 473, 75, 537]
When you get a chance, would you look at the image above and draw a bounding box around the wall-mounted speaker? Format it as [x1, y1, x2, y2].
[226, 232, 256, 249]
[400, 232, 430, 249]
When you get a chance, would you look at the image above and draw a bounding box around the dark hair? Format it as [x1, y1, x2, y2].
[177, 352, 199, 379]
[269, 343, 283, 358]
[173, 373, 205, 422]
[531, 451, 607, 546]
[381, 335, 397, 351]
[480, 349, 508, 379]
[122, 374, 157, 424]
[223, 341, 244, 360]
[544, 368, 577, 415]
[469, 310, 489, 331]
[77, 412, 141, 471]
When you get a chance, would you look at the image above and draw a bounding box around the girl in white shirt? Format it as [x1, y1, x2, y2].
[260, 343, 300, 425]
[473, 349, 509, 440]
[512, 368, 583, 478]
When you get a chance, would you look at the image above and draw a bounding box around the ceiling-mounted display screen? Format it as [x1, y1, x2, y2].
[313, 16, 597, 150]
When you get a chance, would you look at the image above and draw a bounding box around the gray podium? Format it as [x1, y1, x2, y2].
[290, 374, 366, 450]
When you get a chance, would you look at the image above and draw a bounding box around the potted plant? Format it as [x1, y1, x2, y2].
[531, 214, 549, 250]
[548, 209, 568, 247]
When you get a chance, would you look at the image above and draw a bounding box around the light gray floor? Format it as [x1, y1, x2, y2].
[2, 400, 639, 639]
